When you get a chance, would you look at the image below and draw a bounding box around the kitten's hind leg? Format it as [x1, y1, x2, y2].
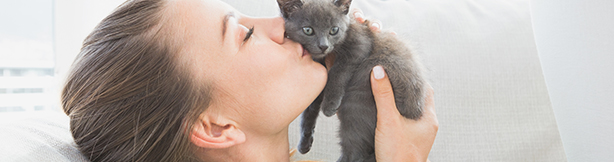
[388, 65, 426, 120]
[337, 95, 377, 162]
[298, 92, 323, 154]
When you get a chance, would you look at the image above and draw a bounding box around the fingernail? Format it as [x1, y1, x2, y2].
[354, 12, 363, 20]
[373, 66, 385, 79]
[371, 22, 380, 29]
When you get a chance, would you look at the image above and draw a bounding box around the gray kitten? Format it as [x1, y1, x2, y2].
[277, 0, 427, 161]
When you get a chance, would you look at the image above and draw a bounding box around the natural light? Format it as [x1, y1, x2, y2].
[0, 0, 56, 112]
[0, 0, 125, 114]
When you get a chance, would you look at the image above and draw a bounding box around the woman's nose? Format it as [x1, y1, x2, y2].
[253, 17, 285, 44]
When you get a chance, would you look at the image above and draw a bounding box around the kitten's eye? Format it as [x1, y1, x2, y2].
[302, 27, 314, 36]
[330, 27, 339, 35]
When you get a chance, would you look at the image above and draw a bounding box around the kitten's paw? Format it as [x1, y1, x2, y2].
[322, 108, 337, 117]
[298, 136, 314, 154]
[321, 98, 341, 117]
[397, 96, 425, 120]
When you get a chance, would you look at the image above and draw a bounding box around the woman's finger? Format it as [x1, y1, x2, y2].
[422, 83, 438, 125]
[324, 53, 336, 71]
[367, 19, 382, 33]
[350, 8, 365, 23]
[349, 8, 383, 33]
[371, 65, 401, 121]
[424, 83, 435, 114]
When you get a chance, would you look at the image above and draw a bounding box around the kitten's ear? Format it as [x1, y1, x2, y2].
[277, 0, 303, 18]
[333, 0, 352, 15]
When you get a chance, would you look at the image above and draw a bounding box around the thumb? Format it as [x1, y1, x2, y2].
[371, 65, 401, 120]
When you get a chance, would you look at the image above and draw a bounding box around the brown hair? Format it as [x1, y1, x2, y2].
[61, 0, 210, 161]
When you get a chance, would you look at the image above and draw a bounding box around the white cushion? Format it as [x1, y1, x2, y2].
[0, 112, 87, 162]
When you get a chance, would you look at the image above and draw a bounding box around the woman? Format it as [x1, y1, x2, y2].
[61, 0, 438, 161]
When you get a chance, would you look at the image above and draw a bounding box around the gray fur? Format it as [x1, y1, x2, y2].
[277, 0, 427, 161]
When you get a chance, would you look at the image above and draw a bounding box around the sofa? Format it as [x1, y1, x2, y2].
[0, 0, 572, 161]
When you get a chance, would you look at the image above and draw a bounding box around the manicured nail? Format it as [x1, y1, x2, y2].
[373, 66, 385, 79]
[371, 22, 380, 29]
[354, 12, 363, 20]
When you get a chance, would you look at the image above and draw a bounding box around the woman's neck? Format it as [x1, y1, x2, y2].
[199, 127, 290, 162]
[239, 127, 290, 161]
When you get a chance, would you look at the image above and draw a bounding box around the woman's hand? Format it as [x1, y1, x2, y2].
[371, 66, 438, 162]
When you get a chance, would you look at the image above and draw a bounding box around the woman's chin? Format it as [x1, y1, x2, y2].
[311, 62, 328, 90]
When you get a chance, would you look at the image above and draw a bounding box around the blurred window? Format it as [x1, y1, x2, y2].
[0, 0, 56, 112]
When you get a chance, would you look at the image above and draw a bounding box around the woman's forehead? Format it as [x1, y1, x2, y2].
[168, 0, 236, 34]
[166, 0, 239, 81]
[167, 0, 237, 50]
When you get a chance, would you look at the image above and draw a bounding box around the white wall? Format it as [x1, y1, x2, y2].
[530, 0, 614, 161]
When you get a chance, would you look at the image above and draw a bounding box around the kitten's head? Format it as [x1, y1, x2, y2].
[277, 0, 353, 59]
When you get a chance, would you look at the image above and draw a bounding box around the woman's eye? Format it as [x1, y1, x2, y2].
[243, 27, 254, 42]
[302, 27, 314, 35]
[330, 27, 339, 35]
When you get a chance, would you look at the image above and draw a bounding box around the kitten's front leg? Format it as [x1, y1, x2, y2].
[321, 60, 354, 117]
[298, 92, 322, 154]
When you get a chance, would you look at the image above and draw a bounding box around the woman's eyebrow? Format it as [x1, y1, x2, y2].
[221, 11, 236, 41]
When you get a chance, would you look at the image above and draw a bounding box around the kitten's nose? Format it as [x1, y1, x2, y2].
[319, 45, 329, 52]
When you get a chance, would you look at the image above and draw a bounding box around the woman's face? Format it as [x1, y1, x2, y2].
[168, 0, 327, 135]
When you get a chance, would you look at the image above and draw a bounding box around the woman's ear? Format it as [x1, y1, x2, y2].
[190, 114, 246, 149]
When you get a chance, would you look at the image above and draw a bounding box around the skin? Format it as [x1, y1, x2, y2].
[371, 66, 437, 162]
[165, 0, 437, 161]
